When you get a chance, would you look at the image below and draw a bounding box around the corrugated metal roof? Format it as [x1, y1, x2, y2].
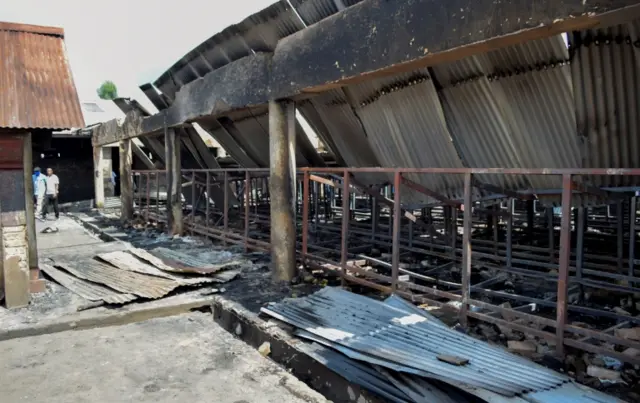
[571, 18, 640, 188]
[0, 21, 84, 130]
[148, 247, 246, 275]
[98, 250, 240, 284]
[55, 260, 179, 299]
[40, 262, 137, 304]
[262, 287, 570, 397]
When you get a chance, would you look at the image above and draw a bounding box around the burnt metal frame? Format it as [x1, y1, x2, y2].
[130, 166, 640, 365]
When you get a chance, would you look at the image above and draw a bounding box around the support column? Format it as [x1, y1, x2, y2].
[165, 128, 183, 235]
[119, 140, 134, 222]
[269, 100, 296, 282]
[23, 133, 43, 294]
[526, 199, 534, 241]
[93, 146, 105, 208]
[1, 133, 30, 307]
[23, 133, 37, 271]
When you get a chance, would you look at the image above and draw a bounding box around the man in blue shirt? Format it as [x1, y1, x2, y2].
[32, 167, 41, 205]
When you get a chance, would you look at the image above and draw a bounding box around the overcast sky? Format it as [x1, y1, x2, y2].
[2, 0, 275, 111]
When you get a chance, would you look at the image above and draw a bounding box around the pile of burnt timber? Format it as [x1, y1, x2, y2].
[40, 247, 246, 306]
[261, 288, 623, 403]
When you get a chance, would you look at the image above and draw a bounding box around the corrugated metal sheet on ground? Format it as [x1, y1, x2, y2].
[97, 250, 240, 285]
[261, 287, 569, 397]
[146, 247, 247, 275]
[0, 22, 84, 129]
[55, 260, 179, 299]
[40, 262, 137, 304]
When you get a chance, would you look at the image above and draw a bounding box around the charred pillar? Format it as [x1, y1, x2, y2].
[165, 128, 182, 235]
[23, 133, 37, 273]
[119, 140, 134, 222]
[269, 100, 296, 282]
[93, 146, 105, 208]
[0, 133, 30, 307]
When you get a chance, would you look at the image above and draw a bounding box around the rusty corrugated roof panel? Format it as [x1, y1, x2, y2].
[55, 260, 179, 299]
[40, 262, 138, 304]
[0, 21, 84, 130]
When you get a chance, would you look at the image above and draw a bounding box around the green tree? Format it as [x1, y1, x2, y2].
[97, 80, 118, 100]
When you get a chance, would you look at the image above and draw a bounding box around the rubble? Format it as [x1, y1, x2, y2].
[586, 366, 622, 382]
[615, 327, 640, 341]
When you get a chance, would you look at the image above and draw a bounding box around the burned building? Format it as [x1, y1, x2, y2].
[0, 21, 84, 307]
[90, 0, 640, 380]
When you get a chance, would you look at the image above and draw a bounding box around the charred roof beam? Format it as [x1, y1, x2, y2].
[92, 0, 640, 147]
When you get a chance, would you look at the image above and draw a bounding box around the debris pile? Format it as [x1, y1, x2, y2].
[261, 288, 623, 403]
[40, 247, 248, 306]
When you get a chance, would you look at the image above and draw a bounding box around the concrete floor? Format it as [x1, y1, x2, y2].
[0, 312, 327, 403]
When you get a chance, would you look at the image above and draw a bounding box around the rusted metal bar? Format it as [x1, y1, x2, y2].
[556, 173, 573, 357]
[547, 207, 554, 263]
[401, 175, 461, 207]
[576, 206, 585, 302]
[506, 199, 513, 269]
[341, 170, 350, 287]
[630, 196, 636, 277]
[191, 171, 196, 234]
[300, 167, 640, 175]
[460, 172, 472, 327]
[245, 171, 250, 253]
[222, 171, 227, 245]
[145, 172, 150, 223]
[391, 172, 402, 291]
[618, 200, 624, 273]
[155, 172, 160, 218]
[302, 170, 310, 259]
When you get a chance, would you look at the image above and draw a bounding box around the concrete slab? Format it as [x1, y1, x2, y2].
[0, 312, 327, 403]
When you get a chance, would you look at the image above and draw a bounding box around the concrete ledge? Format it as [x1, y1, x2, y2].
[67, 213, 120, 243]
[211, 296, 384, 403]
[0, 298, 213, 342]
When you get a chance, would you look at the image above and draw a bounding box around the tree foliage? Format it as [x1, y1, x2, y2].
[97, 80, 118, 100]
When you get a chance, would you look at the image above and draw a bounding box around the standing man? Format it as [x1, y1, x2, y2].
[32, 167, 42, 206]
[42, 167, 60, 220]
[34, 167, 47, 220]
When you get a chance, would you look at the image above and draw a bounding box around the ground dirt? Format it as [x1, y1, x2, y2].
[0, 312, 327, 403]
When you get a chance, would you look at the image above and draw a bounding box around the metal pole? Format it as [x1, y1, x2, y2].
[245, 171, 250, 253]
[341, 170, 350, 287]
[556, 174, 573, 357]
[506, 198, 513, 269]
[548, 207, 554, 263]
[618, 200, 624, 273]
[191, 171, 196, 234]
[629, 197, 636, 277]
[392, 172, 402, 291]
[576, 206, 585, 302]
[302, 170, 310, 259]
[145, 172, 150, 223]
[222, 171, 228, 245]
[460, 173, 473, 327]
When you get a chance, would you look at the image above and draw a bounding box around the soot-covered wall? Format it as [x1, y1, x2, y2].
[32, 134, 93, 204]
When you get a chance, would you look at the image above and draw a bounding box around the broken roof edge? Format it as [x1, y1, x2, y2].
[0, 21, 64, 37]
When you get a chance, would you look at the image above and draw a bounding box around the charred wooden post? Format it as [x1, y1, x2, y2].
[93, 146, 105, 208]
[165, 127, 182, 235]
[269, 100, 296, 282]
[119, 139, 134, 222]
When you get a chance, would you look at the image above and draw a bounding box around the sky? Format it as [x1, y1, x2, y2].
[2, 0, 276, 112]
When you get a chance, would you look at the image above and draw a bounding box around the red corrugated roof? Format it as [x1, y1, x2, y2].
[0, 21, 84, 130]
